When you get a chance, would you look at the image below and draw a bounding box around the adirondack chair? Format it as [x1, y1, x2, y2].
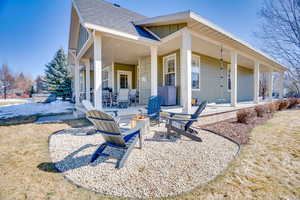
[86, 110, 143, 168]
[165, 100, 207, 142]
[139, 96, 161, 124]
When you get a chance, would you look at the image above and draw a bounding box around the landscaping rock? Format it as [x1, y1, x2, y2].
[49, 125, 239, 199]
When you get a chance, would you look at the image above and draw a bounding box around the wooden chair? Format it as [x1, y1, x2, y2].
[129, 89, 138, 106]
[117, 89, 130, 108]
[86, 110, 143, 168]
[165, 100, 207, 142]
[139, 96, 161, 124]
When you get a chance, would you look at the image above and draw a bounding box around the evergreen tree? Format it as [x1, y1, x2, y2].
[44, 48, 72, 99]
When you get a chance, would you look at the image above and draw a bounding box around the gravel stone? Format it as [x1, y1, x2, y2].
[49, 125, 238, 199]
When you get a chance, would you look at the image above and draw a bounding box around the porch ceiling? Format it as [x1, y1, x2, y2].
[83, 35, 150, 66]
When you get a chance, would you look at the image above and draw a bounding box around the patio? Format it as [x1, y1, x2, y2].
[49, 124, 238, 199]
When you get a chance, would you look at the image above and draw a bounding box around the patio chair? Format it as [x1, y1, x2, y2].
[139, 96, 161, 124]
[102, 90, 112, 108]
[165, 100, 207, 142]
[86, 110, 143, 168]
[117, 89, 130, 108]
[129, 89, 138, 106]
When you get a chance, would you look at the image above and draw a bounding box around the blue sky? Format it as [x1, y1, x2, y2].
[0, 0, 264, 78]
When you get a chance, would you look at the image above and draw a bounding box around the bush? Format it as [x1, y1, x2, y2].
[267, 103, 277, 113]
[287, 98, 298, 109]
[255, 105, 267, 117]
[237, 109, 256, 124]
[275, 101, 281, 111]
[278, 100, 289, 110]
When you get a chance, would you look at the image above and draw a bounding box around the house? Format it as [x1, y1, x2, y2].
[68, 0, 287, 113]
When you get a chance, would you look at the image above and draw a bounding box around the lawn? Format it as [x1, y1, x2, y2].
[0, 110, 299, 200]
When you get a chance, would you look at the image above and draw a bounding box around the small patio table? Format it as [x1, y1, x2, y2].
[131, 116, 150, 136]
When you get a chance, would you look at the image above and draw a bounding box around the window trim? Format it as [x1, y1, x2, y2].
[163, 53, 177, 86]
[192, 54, 201, 91]
[117, 70, 132, 91]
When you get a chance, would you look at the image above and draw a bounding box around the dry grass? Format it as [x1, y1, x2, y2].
[0, 110, 300, 200]
[175, 109, 300, 200]
[0, 101, 20, 106]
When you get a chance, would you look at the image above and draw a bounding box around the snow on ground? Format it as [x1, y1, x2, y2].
[0, 100, 74, 120]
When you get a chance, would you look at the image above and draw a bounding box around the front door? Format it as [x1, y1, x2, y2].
[117, 70, 132, 91]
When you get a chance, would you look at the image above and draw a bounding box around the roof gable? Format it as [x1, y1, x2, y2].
[73, 0, 156, 40]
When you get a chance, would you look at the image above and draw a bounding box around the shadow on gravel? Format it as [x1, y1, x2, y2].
[37, 162, 60, 173]
[37, 144, 113, 173]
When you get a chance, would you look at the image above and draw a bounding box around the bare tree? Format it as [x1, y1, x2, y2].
[14, 72, 33, 95]
[256, 0, 300, 96]
[0, 64, 14, 99]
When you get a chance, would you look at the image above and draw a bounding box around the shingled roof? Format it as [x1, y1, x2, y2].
[73, 0, 157, 40]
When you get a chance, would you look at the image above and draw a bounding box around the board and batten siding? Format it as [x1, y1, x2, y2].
[147, 23, 187, 38]
[191, 52, 254, 103]
[158, 50, 181, 104]
[237, 66, 254, 101]
[77, 24, 89, 53]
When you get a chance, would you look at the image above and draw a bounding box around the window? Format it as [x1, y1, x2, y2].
[227, 64, 231, 91]
[163, 54, 176, 86]
[192, 55, 201, 89]
[119, 74, 128, 89]
[102, 69, 109, 88]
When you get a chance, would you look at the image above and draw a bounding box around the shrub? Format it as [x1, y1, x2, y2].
[237, 108, 256, 124]
[255, 105, 267, 117]
[287, 98, 298, 109]
[267, 103, 277, 113]
[274, 101, 281, 111]
[278, 100, 289, 110]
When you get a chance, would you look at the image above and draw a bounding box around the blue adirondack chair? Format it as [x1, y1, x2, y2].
[165, 100, 208, 142]
[139, 96, 161, 124]
[86, 110, 143, 168]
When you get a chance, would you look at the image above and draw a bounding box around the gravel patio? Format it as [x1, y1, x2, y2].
[49, 125, 238, 198]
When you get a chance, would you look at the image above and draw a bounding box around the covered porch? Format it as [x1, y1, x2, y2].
[69, 25, 286, 114]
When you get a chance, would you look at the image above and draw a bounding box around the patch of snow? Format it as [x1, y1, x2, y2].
[0, 100, 74, 120]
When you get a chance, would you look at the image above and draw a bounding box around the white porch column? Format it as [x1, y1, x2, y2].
[230, 51, 238, 107]
[254, 61, 260, 103]
[181, 29, 192, 113]
[267, 68, 273, 101]
[74, 58, 80, 105]
[150, 46, 158, 96]
[111, 62, 115, 92]
[84, 59, 91, 101]
[279, 71, 284, 99]
[94, 32, 102, 110]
